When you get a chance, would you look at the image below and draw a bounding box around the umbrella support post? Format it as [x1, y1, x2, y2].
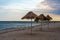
[48, 21, 49, 31]
[41, 21, 42, 31]
[31, 19, 32, 35]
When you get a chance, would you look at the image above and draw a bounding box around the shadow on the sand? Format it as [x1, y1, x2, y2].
[24, 33, 37, 36]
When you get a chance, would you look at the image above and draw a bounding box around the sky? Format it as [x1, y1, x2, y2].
[0, 0, 60, 21]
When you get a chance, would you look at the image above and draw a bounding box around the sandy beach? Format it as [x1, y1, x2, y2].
[0, 23, 60, 40]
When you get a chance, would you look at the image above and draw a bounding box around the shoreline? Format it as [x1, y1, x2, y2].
[0, 23, 60, 34]
[0, 24, 45, 34]
[0, 23, 60, 40]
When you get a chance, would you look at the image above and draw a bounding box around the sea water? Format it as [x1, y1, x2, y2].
[0, 21, 40, 29]
[0, 21, 58, 29]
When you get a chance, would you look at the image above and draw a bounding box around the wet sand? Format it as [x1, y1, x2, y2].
[0, 23, 60, 40]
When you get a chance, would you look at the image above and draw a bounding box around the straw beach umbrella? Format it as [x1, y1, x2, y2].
[46, 15, 52, 21]
[38, 14, 46, 21]
[38, 14, 46, 31]
[21, 11, 37, 34]
[46, 15, 52, 30]
[34, 17, 40, 23]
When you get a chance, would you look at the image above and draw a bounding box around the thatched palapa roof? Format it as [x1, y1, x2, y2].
[22, 11, 37, 19]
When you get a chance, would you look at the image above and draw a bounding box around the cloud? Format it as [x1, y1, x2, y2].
[0, 0, 44, 10]
[35, 0, 60, 14]
[37, 0, 60, 10]
[43, 0, 60, 9]
[38, 4, 53, 10]
[0, 0, 44, 21]
[37, 2, 54, 10]
[46, 13, 60, 21]
[32, 0, 60, 21]
[0, 0, 60, 21]
[0, 9, 29, 21]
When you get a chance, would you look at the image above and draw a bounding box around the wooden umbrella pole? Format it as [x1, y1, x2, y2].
[31, 18, 32, 34]
[47, 21, 49, 31]
[41, 21, 42, 31]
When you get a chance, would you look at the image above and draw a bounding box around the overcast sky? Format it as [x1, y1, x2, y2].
[0, 0, 60, 21]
